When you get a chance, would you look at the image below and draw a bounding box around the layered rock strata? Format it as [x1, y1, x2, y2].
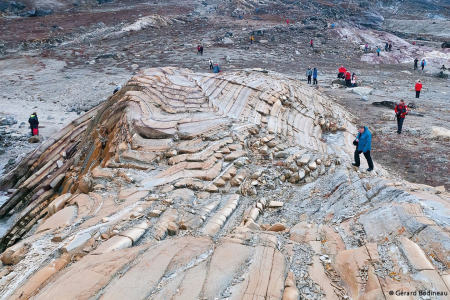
[0, 67, 449, 300]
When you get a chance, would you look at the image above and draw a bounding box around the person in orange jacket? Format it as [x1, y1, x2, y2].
[395, 99, 409, 134]
[415, 80, 422, 98]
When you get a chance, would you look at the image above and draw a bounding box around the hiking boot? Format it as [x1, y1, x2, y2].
[367, 168, 373, 172]
[352, 163, 359, 167]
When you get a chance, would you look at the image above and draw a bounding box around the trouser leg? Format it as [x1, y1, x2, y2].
[416, 90, 420, 98]
[398, 117, 404, 133]
[354, 150, 361, 166]
[364, 151, 374, 170]
[308, 75, 311, 83]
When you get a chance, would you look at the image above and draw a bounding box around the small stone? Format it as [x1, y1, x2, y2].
[259, 145, 269, 154]
[205, 184, 219, 193]
[251, 170, 263, 179]
[267, 222, 286, 232]
[245, 220, 261, 230]
[436, 186, 446, 193]
[51, 235, 64, 242]
[149, 210, 162, 217]
[146, 194, 158, 201]
[163, 198, 173, 204]
[268, 201, 283, 208]
[102, 217, 109, 223]
[28, 136, 41, 143]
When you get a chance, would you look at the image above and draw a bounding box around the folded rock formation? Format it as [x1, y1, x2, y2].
[0, 67, 449, 300]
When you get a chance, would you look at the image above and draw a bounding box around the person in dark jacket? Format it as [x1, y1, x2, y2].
[28, 112, 39, 136]
[385, 42, 388, 51]
[395, 99, 409, 134]
[200, 46, 204, 55]
[306, 66, 312, 84]
[352, 126, 374, 171]
[414, 58, 418, 70]
[313, 68, 318, 84]
[388, 43, 392, 51]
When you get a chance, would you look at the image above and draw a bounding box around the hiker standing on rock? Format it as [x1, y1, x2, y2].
[310, 39, 314, 48]
[377, 47, 381, 56]
[345, 71, 352, 87]
[395, 99, 409, 134]
[338, 66, 346, 78]
[28, 112, 39, 136]
[113, 84, 121, 94]
[286, 19, 289, 25]
[414, 58, 418, 70]
[200, 46, 204, 55]
[213, 64, 221, 73]
[364, 43, 369, 52]
[197, 45, 201, 55]
[209, 59, 214, 70]
[421, 59, 426, 70]
[385, 42, 388, 52]
[415, 80, 422, 98]
[352, 125, 374, 172]
[388, 43, 392, 51]
[313, 68, 318, 84]
[250, 35, 254, 44]
[306, 66, 313, 84]
[351, 73, 357, 87]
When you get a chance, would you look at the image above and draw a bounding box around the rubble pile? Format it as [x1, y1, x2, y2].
[0, 68, 449, 300]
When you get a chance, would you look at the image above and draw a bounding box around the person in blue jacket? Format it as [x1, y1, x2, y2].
[352, 125, 374, 171]
[313, 68, 318, 84]
[213, 64, 221, 73]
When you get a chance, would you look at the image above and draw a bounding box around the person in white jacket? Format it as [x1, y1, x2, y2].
[209, 59, 214, 70]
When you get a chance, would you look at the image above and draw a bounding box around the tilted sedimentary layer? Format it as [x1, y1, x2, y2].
[0, 67, 449, 300]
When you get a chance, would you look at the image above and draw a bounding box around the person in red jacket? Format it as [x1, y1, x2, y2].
[310, 39, 314, 48]
[338, 66, 346, 78]
[345, 71, 351, 87]
[415, 80, 422, 98]
[395, 99, 409, 134]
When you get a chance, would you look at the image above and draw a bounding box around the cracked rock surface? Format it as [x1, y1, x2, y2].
[0, 67, 449, 300]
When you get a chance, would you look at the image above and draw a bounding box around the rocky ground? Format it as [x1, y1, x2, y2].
[0, 0, 450, 299]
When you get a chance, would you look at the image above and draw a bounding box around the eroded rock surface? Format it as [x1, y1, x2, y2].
[0, 67, 449, 300]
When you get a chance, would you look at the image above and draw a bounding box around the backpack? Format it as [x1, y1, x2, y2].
[396, 104, 407, 116]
